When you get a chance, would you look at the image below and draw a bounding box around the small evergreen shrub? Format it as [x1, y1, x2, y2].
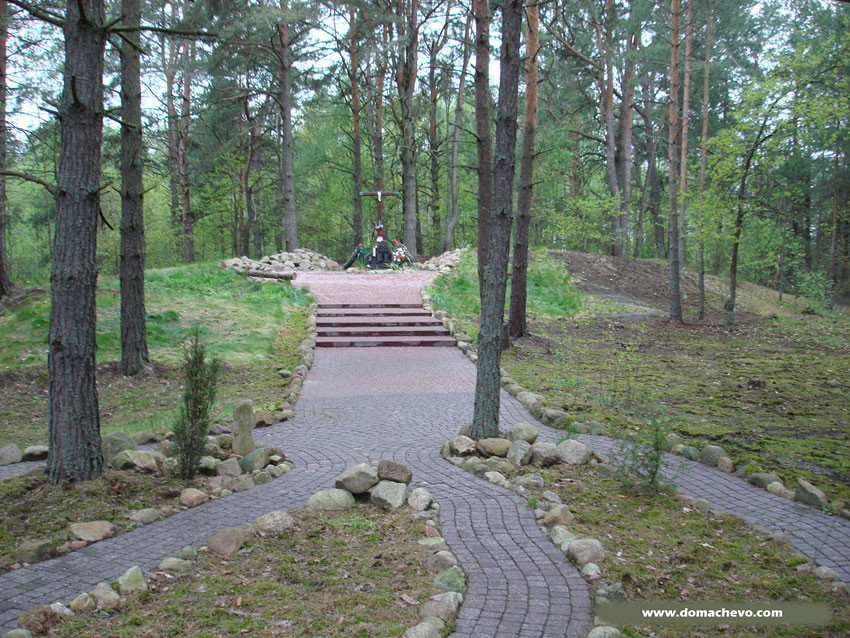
[173, 330, 221, 479]
[613, 417, 675, 494]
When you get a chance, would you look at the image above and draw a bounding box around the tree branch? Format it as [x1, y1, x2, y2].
[7, 0, 63, 27]
[1, 170, 57, 195]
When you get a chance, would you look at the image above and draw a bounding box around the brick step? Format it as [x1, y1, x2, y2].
[316, 316, 442, 327]
[316, 308, 433, 317]
[318, 326, 450, 338]
[317, 303, 422, 309]
[316, 336, 456, 348]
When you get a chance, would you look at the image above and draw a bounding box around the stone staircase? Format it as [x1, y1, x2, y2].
[316, 303, 456, 347]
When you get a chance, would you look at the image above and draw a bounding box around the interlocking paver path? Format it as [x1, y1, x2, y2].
[1, 270, 849, 636]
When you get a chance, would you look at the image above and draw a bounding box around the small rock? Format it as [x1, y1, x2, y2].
[208, 527, 249, 556]
[267, 464, 286, 479]
[544, 505, 575, 528]
[198, 456, 218, 475]
[308, 488, 355, 511]
[254, 510, 295, 534]
[230, 475, 255, 492]
[477, 438, 511, 457]
[716, 457, 735, 473]
[117, 566, 147, 594]
[814, 565, 840, 581]
[665, 433, 683, 448]
[670, 444, 684, 455]
[587, 627, 622, 638]
[158, 557, 192, 573]
[556, 439, 590, 465]
[179, 488, 209, 508]
[371, 480, 408, 511]
[449, 436, 477, 457]
[434, 565, 465, 593]
[419, 591, 463, 624]
[484, 471, 507, 487]
[700, 444, 727, 467]
[551, 525, 576, 550]
[749, 472, 781, 489]
[403, 623, 440, 638]
[217, 433, 233, 450]
[255, 471, 271, 484]
[377, 459, 413, 484]
[681, 446, 700, 461]
[408, 488, 433, 512]
[581, 562, 602, 580]
[111, 449, 159, 473]
[795, 479, 828, 509]
[515, 473, 545, 489]
[21, 446, 49, 462]
[507, 440, 532, 466]
[334, 463, 379, 494]
[540, 490, 562, 504]
[4, 629, 35, 638]
[418, 537, 449, 551]
[506, 423, 539, 444]
[11, 539, 55, 564]
[238, 447, 270, 473]
[567, 538, 605, 567]
[69, 521, 114, 543]
[91, 582, 121, 609]
[69, 593, 96, 613]
[426, 551, 458, 572]
[766, 481, 795, 500]
[179, 546, 198, 561]
[530, 442, 559, 466]
[101, 432, 136, 464]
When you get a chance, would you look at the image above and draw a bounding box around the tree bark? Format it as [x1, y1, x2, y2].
[178, 40, 195, 262]
[667, 0, 683, 323]
[119, 0, 149, 376]
[47, 0, 106, 483]
[160, 1, 180, 231]
[395, 0, 420, 259]
[473, 0, 493, 287]
[508, 0, 539, 341]
[276, 0, 298, 251]
[444, 14, 472, 252]
[471, 0, 522, 440]
[697, 0, 713, 320]
[677, 1, 693, 275]
[348, 7, 363, 246]
[830, 145, 839, 287]
[0, 0, 10, 299]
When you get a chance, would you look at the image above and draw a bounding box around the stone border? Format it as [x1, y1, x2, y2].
[421, 271, 850, 522]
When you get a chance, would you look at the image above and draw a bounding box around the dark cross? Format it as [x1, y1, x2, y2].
[360, 189, 400, 227]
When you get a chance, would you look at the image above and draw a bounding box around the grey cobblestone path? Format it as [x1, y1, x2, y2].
[2, 271, 849, 636]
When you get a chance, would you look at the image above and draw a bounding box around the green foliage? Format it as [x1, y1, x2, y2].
[613, 417, 674, 495]
[796, 269, 834, 313]
[172, 330, 221, 480]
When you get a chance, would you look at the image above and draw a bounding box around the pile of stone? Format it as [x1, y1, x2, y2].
[440, 422, 601, 475]
[221, 249, 339, 274]
[417, 249, 464, 273]
[0, 444, 47, 466]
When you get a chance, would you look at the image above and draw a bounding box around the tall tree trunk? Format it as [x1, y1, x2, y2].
[0, 0, 10, 299]
[600, 0, 620, 255]
[243, 110, 256, 258]
[830, 145, 840, 287]
[471, 0, 522, 439]
[697, 0, 713, 320]
[119, 0, 149, 376]
[473, 0, 493, 286]
[367, 28, 388, 235]
[178, 41, 195, 262]
[444, 14, 472, 252]
[160, 1, 180, 230]
[395, 0, 420, 258]
[667, 0, 683, 322]
[677, 1, 693, 275]
[277, 1, 298, 251]
[47, 0, 106, 484]
[614, 28, 638, 257]
[349, 7, 363, 246]
[508, 0, 539, 341]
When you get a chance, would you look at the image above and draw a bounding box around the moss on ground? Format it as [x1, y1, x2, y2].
[58, 507, 440, 637]
[505, 463, 850, 637]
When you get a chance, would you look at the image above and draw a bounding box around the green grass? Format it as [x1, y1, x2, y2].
[0, 263, 311, 448]
[428, 249, 583, 341]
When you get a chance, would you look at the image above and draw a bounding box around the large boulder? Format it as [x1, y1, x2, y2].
[543, 505, 574, 528]
[434, 565, 466, 593]
[530, 442, 559, 466]
[101, 432, 136, 464]
[238, 447, 270, 473]
[0, 444, 23, 466]
[407, 487, 433, 512]
[208, 527, 250, 556]
[216, 457, 242, 477]
[111, 449, 159, 473]
[419, 592, 463, 624]
[404, 623, 441, 638]
[12, 539, 56, 564]
[231, 400, 256, 456]
[308, 488, 355, 511]
[230, 475, 255, 492]
[477, 438, 511, 458]
[567, 538, 605, 567]
[179, 488, 208, 508]
[795, 479, 828, 509]
[335, 463, 379, 494]
[556, 439, 590, 465]
[506, 423, 539, 444]
[749, 472, 781, 489]
[507, 440, 533, 466]
[377, 459, 413, 484]
[22, 445, 49, 461]
[117, 566, 147, 594]
[90, 582, 120, 609]
[371, 480, 408, 511]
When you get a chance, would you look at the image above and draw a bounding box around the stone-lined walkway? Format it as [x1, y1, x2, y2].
[1, 271, 849, 636]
